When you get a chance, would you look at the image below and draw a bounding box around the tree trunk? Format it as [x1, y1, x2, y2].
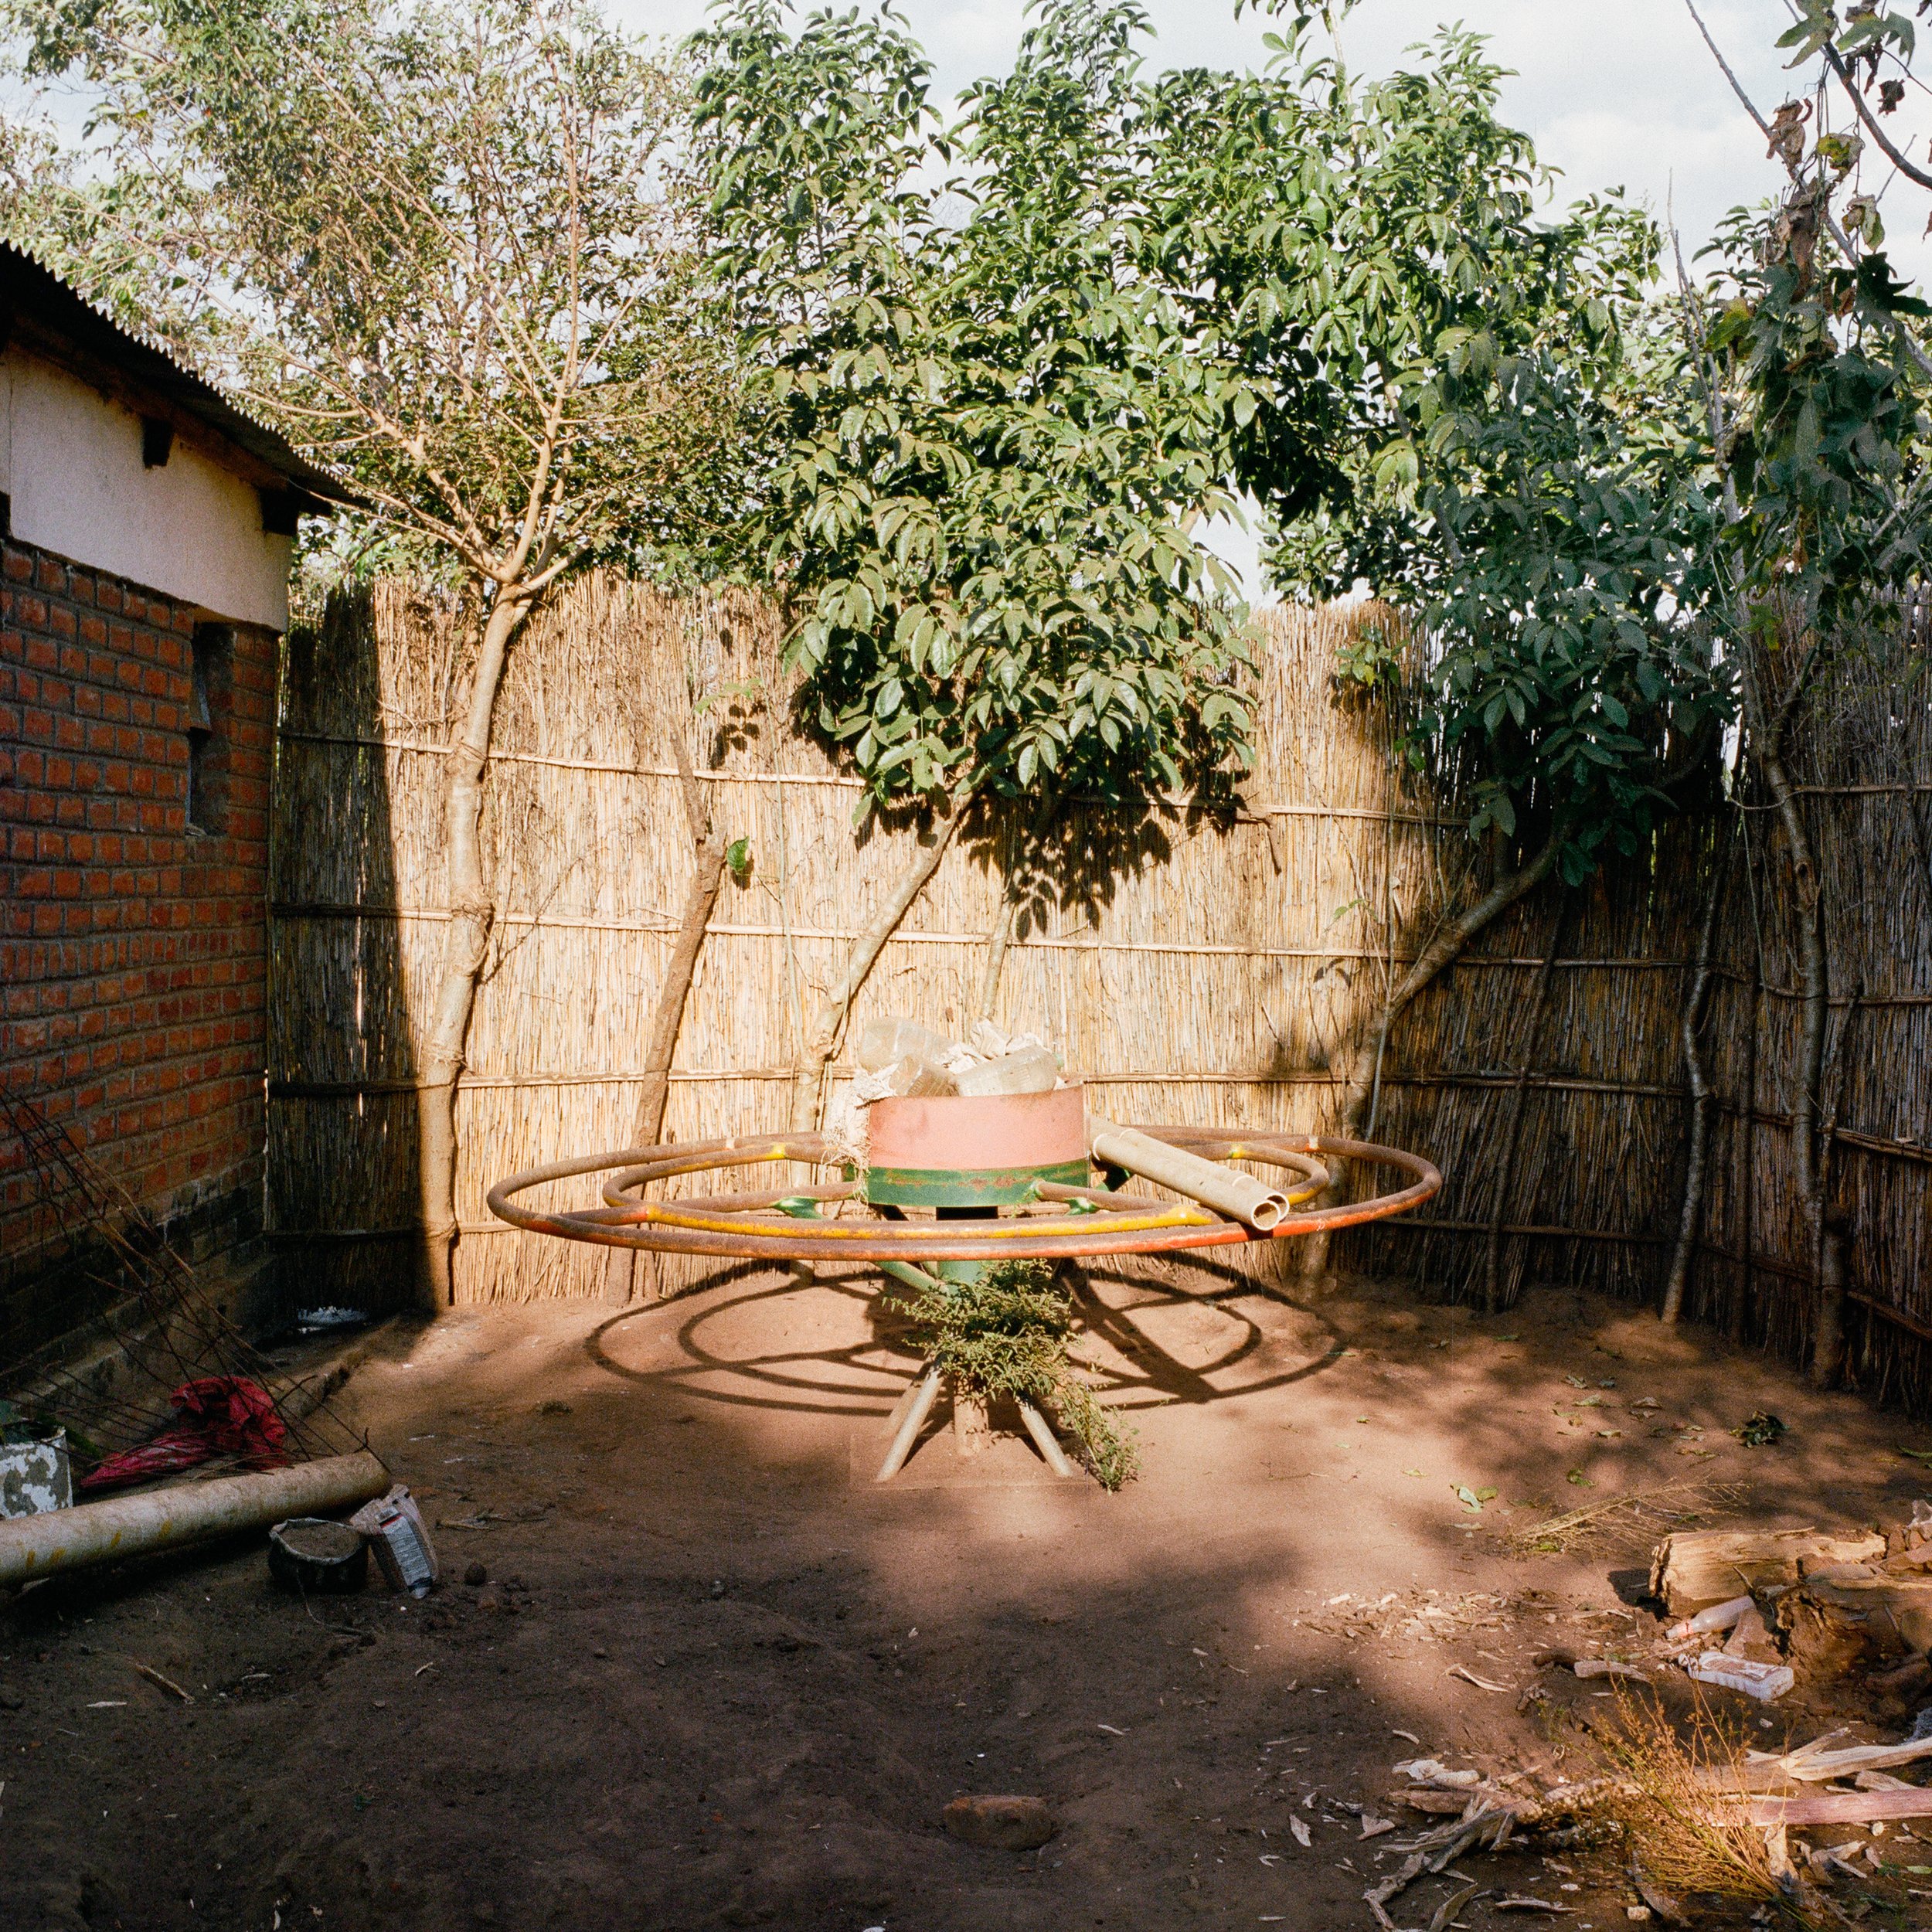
[791, 791, 968, 1132]
[1485, 902, 1566, 1315]
[417, 586, 533, 1309]
[973, 792, 1057, 1027]
[1298, 828, 1566, 1283]
[600, 736, 730, 1304]
[1809, 994, 1859, 1387]
[1339, 830, 1566, 1137]
[1813, 1216, 1850, 1390]
[1756, 641, 1829, 1345]
[1662, 827, 1730, 1323]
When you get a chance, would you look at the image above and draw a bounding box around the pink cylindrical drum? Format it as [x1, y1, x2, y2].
[863, 1086, 1087, 1207]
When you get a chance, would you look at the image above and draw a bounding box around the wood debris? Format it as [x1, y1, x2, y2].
[1648, 1526, 1886, 1616]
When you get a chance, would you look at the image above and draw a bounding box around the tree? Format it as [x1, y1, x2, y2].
[691, 0, 1266, 1116]
[5, 0, 733, 1304]
[1148, 11, 1733, 1155]
[1673, 0, 1932, 1355]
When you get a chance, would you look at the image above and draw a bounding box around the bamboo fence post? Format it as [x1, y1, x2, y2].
[1337, 829, 1567, 1140]
[1295, 826, 1566, 1284]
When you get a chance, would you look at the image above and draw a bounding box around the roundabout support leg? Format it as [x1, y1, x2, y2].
[876, 1365, 943, 1483]
[1015, 1398, 1077, 1478]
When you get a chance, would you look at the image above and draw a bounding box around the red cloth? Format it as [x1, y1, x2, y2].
[80, 1376, 288, 1491]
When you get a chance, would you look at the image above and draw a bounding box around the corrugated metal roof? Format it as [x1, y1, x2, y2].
[2, 240, 357, 509]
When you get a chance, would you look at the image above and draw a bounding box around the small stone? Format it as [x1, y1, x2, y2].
[539, 1400, 571, 1416]
[463, 1562, 488, 1587]
[475, 1585, 506, 1614]
[942, 1794, 1055, 1850]
[0, 1685, 22, 1711]
[709, 1579, 726, 1600]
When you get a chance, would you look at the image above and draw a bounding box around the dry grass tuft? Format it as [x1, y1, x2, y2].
[1588, 1688, 1787, 1912]
[1506, 1478, 1743, 1558]
[1580, 1687, 1917, 1929]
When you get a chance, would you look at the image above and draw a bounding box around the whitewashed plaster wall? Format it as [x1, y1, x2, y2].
[0, 347, 293, 630]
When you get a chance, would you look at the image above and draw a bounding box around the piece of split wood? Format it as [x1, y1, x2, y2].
[1733, 1787, 1932, 1827]
[1096, 1723, 1126, 1736]
[1394, 1760, 1482, 1788]
[1396, 1790, 1481, 1816]
[1779, 1734, 1932, 1782]
[130, 1661, 192, 1702]
[1493, 1898, 1573, 1915]
[1649, 1528, 1886, 1615]
[1630, 1859, 1689, 1927]
[1570, 1658, 1647, 1681]
[1855, 1770, 1919, 1791]
[1691, 1767, 1801, 1798]
[1767, 1726, 1854, 1763]
[1426, 1880, 1482, 1932]
[1290, 1817, 1312, 1847]
[1390, 1729, 1423, 1745]
[1359, 1812, 1396, 1839]
[1448, 1665, 1511, 1692]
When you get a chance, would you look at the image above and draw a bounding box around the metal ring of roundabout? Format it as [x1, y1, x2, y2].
[487, 1127, 1442, 1264]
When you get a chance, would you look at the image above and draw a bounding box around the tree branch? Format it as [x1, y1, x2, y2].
[1823, 39, 1932, 191]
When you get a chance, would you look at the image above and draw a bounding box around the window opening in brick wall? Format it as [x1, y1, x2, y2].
[186, 624, 232, 834]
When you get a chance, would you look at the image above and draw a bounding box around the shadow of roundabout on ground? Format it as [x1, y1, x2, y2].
[582, 1251, 1347, 1425]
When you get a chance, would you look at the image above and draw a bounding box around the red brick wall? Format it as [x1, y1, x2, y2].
[0, 537, 277, 1355]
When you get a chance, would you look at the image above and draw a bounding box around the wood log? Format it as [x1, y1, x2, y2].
[0, 1451, 389, 1587]
[1774, 1573, 1932, 1679]
[1736, 1787, 1932, 1828]
[1648, 1527, 1886, 1614]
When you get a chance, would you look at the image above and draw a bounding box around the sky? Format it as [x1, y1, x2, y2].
[614, 0, 1928, 282]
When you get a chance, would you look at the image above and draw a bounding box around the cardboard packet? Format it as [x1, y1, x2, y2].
[351, 1482, 438, 1596]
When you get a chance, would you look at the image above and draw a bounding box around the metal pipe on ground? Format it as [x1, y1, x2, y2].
[0, 1451, 390, 1588]
[1087, 1117, 1288, 1230]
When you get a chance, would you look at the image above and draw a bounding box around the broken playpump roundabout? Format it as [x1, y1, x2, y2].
[489, 1019, 1441, 1485]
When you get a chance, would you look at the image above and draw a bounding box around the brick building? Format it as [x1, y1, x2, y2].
[0, 245, 344, 1366]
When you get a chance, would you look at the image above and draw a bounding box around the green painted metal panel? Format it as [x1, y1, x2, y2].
[862, 1158, 1089, 1209]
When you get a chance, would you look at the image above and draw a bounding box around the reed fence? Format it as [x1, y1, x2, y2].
[266, 577, 1932, 1403]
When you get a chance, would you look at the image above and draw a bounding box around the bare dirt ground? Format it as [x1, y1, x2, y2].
[6, 1257, 1932, 1932]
